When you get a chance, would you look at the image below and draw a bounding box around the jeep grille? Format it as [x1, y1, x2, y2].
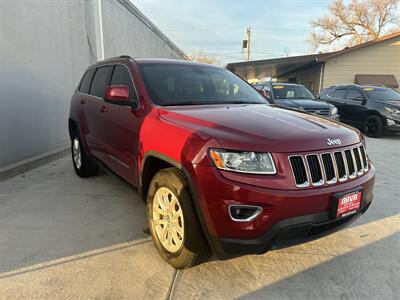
[289, 145, 368, 188]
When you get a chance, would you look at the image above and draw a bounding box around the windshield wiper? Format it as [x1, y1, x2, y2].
[163, 101, 204, 106]
[163, 101, 264, 106]
[221, 101, 264, 104]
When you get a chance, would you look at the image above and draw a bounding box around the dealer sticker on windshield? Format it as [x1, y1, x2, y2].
[336, 191, 362, 218]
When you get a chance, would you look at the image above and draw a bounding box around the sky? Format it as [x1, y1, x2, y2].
[132, 0, 333, 65]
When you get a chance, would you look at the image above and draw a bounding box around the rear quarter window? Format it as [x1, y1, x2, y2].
[79, 69, 95, 94]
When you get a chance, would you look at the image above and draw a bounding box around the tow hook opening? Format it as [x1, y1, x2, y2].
[228, 205, 263, 222]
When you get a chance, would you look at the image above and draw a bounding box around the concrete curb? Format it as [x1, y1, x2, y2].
[0, 146, 69, 182]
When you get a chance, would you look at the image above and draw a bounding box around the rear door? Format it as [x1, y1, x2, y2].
[75, 69, 95, 151]
[344, 87, 368, 127]
[99, 64, 142, 185]
[86, 65, 112, 161]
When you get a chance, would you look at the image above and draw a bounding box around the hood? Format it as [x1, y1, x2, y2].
[158, 104, 360, 153]
[274, 99, 332, 110]
[377, 100, 400, 107]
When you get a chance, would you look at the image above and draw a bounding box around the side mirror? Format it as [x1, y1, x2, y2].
[104, 85, 130, 106]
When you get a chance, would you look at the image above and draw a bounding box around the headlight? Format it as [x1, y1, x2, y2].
[330, 106, 338, 115]
[384, 107, 400, 114]
[209, 149, 276, 174]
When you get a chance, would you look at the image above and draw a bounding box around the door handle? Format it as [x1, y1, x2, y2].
[99, 106, 108, 113]
[80, 99, 87, 104]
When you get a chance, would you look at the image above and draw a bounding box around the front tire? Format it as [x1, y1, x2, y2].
[70, 131, 98, 178]
[147, 168, 211, 269]
[363, 115, 384, 138]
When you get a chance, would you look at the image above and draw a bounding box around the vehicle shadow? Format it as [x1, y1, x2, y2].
[237, 232, 399, 300]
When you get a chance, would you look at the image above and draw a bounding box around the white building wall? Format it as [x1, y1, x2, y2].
[0, 0, 184, 168]
[323, 36, 400, 91]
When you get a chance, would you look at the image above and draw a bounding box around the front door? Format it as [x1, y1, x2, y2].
[99, 64, 142, 185]
[344, 87, 368, 127]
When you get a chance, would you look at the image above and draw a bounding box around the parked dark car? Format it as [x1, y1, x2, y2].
[319, 84, 400, 137]
[254, 82, 339, 120]
[69, 57, 374, 269]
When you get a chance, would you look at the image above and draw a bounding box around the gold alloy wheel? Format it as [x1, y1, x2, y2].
[152, 187, 184, 253]
[72, 138, 82, 169]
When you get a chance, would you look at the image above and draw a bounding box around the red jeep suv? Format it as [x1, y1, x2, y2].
[69, 56, 375, 269]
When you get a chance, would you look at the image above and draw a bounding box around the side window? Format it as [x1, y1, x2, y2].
[347, 88, 364, 100]
[110, 65, 138, 100]
[333, 88, 347, 99]
[89, 66, 111, 98]
[79, 69, 95, 94]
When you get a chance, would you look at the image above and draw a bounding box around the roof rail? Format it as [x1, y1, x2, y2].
[101, 55, 133, 63]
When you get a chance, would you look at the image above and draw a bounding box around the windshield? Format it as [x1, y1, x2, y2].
[272, 84, 315, 100]
[138, 63, 267, 106]
[362, 87, 400, 101]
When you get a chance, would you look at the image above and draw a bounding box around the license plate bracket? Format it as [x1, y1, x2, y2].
[331, 188, 363, 219]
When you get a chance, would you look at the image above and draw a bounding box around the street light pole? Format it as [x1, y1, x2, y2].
[246, 27, 251, 61]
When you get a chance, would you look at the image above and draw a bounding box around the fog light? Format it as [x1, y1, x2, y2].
[228, 205, 262, 222]
[387, 119, 395, 126]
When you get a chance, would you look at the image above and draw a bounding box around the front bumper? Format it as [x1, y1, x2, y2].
[211, 201, 371, 257]
[188, 162, 375, 257]
[385, 117, 400, 133]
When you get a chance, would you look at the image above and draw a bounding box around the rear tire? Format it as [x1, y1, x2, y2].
[147, 168, 211, 269]
[70, 131, 98, 178]
[362, 115, 384, 138]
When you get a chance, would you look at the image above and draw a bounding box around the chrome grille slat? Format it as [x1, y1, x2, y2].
[305, 155, 324, 186]
[353, 147, 363, 175]
[334, 151, 347, 181]
[345, 149, 356, 178]
[305, 109, 330, 116]
[321, 153, 337, 184]
[359, 146, 369, 171]
[289, 156, 309, 187]
[289, 145, 369, 188]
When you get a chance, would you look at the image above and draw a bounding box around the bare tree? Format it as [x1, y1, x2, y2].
[310, 0, 400, 51]
[186, 50, 219, 65]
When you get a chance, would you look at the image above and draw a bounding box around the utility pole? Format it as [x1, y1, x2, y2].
[246, 27, 251, 61]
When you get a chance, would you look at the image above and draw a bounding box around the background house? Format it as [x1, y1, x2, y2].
[0, 0, 185, 172]
[227, 32, 400, 95]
